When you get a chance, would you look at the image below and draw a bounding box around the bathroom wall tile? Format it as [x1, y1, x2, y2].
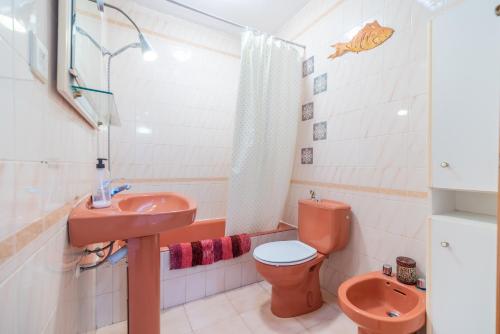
[0, 77, 14, 158]
[112, 289, 127, 324]
[0, 274, 17, 333]
[112, 259, 127, 292]
[0, 0, 13, 47]
[186, 271, 207, 303]
[301, 148, 313, 164]
[96, 293, 113, 328]
[108, 2, 240, 215]
[313, 121, 327, 141]
[302, 102, 314, 121]
[302, 56, 314, 77]
[12, 0, 35, 62]
[164, 276, 187, 308]
[0, 0, 99, 332]
[313, 73, 328, 95]
[280, 0, 433, 296]
[241, 260, 258, 286]
[224, 263, 242, 291]
[96, 263, 113, 295]
[205, 267, 225, 296]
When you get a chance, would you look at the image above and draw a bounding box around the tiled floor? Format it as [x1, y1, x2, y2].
[96, 281, 358, 334]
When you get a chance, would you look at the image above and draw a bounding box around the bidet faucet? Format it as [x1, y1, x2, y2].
[111, 184, 131, 197]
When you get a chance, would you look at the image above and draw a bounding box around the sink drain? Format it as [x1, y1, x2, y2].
[387, 310, 400, 318]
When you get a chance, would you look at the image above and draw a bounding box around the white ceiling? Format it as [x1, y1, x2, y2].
[135, 0, 309, 34]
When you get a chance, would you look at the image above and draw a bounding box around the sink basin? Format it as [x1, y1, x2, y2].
[68, 193, 196, 247]
[68, 192, 197, 334]
[338, 272, 426, 334]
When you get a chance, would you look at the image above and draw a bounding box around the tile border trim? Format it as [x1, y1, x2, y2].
[0, 196, 85, 266]
[115, 177, 229, 184]
[78, 10, 240, 59]
[290, 179, 428, 199]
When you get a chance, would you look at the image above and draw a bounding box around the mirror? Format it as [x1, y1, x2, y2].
[57, 0, 118, 127]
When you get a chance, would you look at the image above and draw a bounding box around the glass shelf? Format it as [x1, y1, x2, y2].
[71, 85, 121, 126]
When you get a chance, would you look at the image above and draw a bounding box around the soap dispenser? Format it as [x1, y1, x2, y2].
[92, 158, 111, 209]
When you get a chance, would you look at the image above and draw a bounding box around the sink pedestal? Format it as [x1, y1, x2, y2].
[128, 234, 160, 334]
[68, 193, 197, 334]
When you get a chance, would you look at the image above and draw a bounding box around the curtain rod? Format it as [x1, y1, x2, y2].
[162, 0, 306, 49]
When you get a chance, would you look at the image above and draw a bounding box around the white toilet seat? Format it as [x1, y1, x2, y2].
[253, 240, 317, 266]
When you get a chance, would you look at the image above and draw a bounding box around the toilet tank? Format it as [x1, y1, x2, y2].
[298, 199, 351, 254]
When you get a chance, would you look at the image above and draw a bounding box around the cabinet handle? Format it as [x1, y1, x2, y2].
[440, 241, 450, 247]
[440, 161, 449, 168]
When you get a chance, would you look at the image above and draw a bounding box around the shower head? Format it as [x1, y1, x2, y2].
[87, 0, 157, 62]
[139, 33, 157, 61]
[96, 0, 104, 12]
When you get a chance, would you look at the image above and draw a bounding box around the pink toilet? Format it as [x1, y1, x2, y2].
[253, 199, 351, 317]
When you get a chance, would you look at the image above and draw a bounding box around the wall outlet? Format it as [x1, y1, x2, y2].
[29, 30, 48, 83]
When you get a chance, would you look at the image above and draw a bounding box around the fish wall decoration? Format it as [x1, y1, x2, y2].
[328, 20, 394, 60]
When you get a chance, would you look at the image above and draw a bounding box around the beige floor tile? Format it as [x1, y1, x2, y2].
[184, 293, 238, 331]
[160, 306, 193, 334]
[240, 302, 306, 334]
[306, 312, 357, 334]
[296, 303, 341, 329]
[95, 321, 127, 334]
[97, 285, 354, 334]
[320, 289, 338, 305]
[225, 283, 270, 314]
[259, 280, 272, 293]
[193, 315, 251, 334]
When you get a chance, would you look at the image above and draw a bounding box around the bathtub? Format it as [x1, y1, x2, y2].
[159, 218, 226, 249]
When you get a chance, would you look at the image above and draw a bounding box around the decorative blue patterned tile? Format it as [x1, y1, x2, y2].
[313, 121, 327, 141]
[302, 102, 314, 121]
[314, 73, 327, 95]
[301, 147, 313, 164]
[302, 56, 314, 77]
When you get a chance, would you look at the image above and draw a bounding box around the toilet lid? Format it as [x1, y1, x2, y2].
[253, 240, 317, 266]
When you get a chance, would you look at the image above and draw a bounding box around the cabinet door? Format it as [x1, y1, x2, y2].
[431, 0, 500, 192]
[430, 218, 496, 334]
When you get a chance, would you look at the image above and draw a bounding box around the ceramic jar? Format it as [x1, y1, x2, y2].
[396, 256, 417, 285]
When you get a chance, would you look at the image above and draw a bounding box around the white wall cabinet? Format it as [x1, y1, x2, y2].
[430, 213, 496, 334]
[431, 0, 500, 192]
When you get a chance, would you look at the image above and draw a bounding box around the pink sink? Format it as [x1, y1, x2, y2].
[68, 193, 196, 247]
[338, 272, 426, 334]
[68, 192, 197, 334]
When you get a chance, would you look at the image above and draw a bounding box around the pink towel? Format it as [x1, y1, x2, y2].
[221, 236, 233, 260]
[169, 234, 251, 270]
[239, 234, 251, 253]
[180, 243, 192, 269]
[201, 239, 214, 265]
[169, 244, 182, 270]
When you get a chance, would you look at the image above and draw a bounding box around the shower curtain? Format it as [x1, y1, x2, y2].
[226, 30, 303, 235]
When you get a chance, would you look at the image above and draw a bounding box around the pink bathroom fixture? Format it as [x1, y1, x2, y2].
[338, 271, 426, 334]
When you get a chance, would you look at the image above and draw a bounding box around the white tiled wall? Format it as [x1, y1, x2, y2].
[0, 0, 100, 332]
[278, 0, 433, 295]
[94, 229, 298, 328]
[103, 0, 240, 216]
[129, 181, 228, 220]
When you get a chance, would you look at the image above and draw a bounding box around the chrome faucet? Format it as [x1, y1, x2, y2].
[309, 190, 320, 202]
[111, 184, 131, 197]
